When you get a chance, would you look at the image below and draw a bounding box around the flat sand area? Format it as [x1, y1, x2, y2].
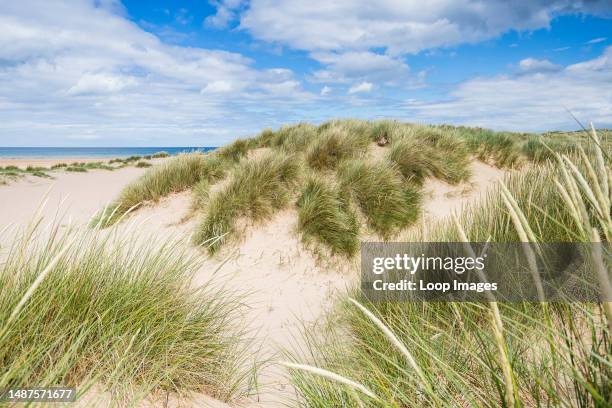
[0, 157, 121, 169]
[0, 159, 506, 407]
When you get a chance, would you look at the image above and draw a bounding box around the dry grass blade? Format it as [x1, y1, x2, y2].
[280, 361, 379, 400]
[451, 215, 517, 407]
[500, 183, 545, 302]
[591, 228, 612, 333]
[563, 156, 605, 219]
[590, 123, 609, 200]
[1, 234, 77, 337]
[348, 298, 435, 398]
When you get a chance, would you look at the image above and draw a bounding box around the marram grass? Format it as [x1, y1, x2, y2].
[193, 153, 300, 253]
[95, 119, 609, 257]
[306, 125, 369, 171]
[287, 128, 611, 407]
[387, 127, 471, 185]
[93, 153, 227, 227]
[338, 158, 420, 238]
[296, 177, 359, 257]
[0, 219, 251, 405]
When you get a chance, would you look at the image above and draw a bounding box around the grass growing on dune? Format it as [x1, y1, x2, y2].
[194, 153, 300, 253]
[191, 179, 211, 211]
[0, 220, 251, 404]
[338, 159, 420, 238]
[259, 123, 318, 153]
[216, 138, 251, 162]
[94, 119, 609, 256]
[135, 160, 152, 168]
[286, 128, 612, 407]
[94, 153, 227, 227]
[367, 119, 412, 144]
[461, 128, 524, 167]
[152, 151, 169, 158]
[306, 126, 369, 171]
[387, 127, 471, 185]
[296, 177, 359, 257]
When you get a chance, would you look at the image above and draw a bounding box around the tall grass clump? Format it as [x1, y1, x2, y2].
[367, 119, 414, 144]
[194, 153, 300, 253]
[338, 159, 420, 238]
[286, 128, 611, 407]
[296, 177, 359, 257]
[388, 127, 471, 185]
[320, 119, 376, 141]
[151, 151, 169, 158]
[191, 179, 211, 211]
[215, 138, 250, 162]
[95, 153, 227, 227]
[461, 128, 524, 167]
[265, 123, 318, 153]
[0, 220, 250, 404]
[306, 126, 369, 171]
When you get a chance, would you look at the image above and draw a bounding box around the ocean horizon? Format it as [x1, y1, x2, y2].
[0, 147, 217, 159]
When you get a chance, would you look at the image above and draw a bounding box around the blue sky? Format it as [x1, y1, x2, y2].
[0, 1, 611, 146]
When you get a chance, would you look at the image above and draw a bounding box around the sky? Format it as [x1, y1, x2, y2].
[0, 0, 611, 146]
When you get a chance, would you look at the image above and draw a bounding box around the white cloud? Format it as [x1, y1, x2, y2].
[204, 0, 245, 28]
[519, 58, 561, 73]
[311, 51, 410, 85]
[586, 37, 607, 44]
[67, 73, 137, 95]
[234, 0, 611, 94]
[0, 0, 314, 146]
[348, 81, 373, 94]
[408, 46, 612, 130]
[201, 80, 234, 94]
[320, 86, 331, 96]
[239, 0, 612, 54]
[174, 8, 192, 25]
[205, 6, 234, 28]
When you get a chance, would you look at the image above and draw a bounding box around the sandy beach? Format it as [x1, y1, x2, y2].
[0, 157, 124, 169]
[0, 156, 506, 407]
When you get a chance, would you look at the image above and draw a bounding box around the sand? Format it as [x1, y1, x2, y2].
[0, 157, 121, 169]
[421, 161, 506, 219]
[0, 158, 507, 407]
[0, 167, 148, 227]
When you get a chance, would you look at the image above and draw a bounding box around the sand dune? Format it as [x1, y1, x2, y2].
[0, 160, 506, 407]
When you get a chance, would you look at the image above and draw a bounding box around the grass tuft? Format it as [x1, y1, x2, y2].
[66, 166, 88, 172]
[135, 161, 152, 168]
[194, 153, 300, 253]
[191, 179, 210, 210]
[152, 151, 169, 158]
[266, 123, 318, 153]
[296, 177, 359, 256]
[461, 128, 524, 167]
[338, 159, 420, 238]
[387, 127, 471, 185]
[306, 126, 369, 171]
[216, 139, 250, 162]
[0, 221, 250, 404]
[94, 153, 227, 227]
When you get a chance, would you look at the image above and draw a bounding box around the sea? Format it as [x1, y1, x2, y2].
[0, 147, 216, 159]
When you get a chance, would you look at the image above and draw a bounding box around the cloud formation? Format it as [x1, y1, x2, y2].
[348, 82, 373, 94]
[1, 0, 611, 146]
[408, 46, 612, 130]
[238, 0, 612, 54]
[519, 58, 561, 73]
[0, 0, 313, 145]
